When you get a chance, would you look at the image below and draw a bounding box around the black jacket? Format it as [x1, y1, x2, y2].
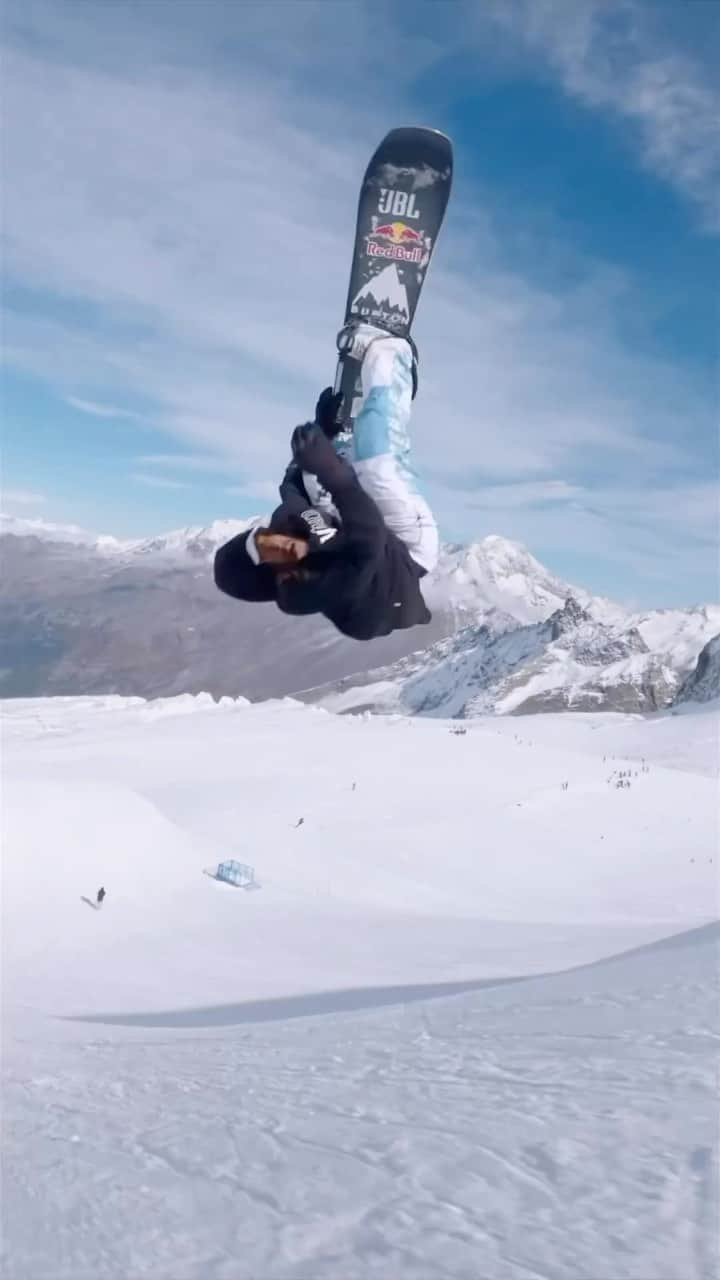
[214, 457, 431, 641]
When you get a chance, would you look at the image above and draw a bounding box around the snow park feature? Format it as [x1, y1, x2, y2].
[2, 691, 719, 1279]
[207, 859, 257, 889]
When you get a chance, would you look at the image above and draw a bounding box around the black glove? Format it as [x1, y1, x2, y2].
[315, 386, 344, 438]
[278, 462, 311, 511]
[291, 422, 347, 486]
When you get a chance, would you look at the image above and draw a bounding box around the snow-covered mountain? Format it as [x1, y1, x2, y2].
[673, 633, 720, 705]
[0, 513, 255, 560]
[427, 535, 624, 626]
[308, 596, 720, 717]
[0, 514, 603, 624]
[0, 515, 471, 701]
[1, 515, 716, 711]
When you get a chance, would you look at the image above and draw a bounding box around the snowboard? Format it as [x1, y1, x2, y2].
[332, 127, 453, 432]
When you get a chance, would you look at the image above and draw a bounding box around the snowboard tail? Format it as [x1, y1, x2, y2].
[333, 127, 453, 431]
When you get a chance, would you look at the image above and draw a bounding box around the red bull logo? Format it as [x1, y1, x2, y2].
[366, 220, 429, 265]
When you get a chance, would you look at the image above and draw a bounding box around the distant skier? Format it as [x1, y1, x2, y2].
[96, 887, 106, 906]
[214, 324, 438, 640]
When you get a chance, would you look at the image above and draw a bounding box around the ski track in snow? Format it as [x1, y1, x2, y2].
[2, 695, 719, 1280]
[4, 929, 718, 1280]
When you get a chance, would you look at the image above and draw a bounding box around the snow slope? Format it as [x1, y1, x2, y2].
[3, 694, 717, 1016]
[2, 695, 719, 1279]
[5, 924, 717, 1280]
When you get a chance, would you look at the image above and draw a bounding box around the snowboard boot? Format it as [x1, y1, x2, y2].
[336, 322, 419, 399]
[303, 325, 418, 519]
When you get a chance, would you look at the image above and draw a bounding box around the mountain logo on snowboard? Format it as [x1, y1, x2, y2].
[351, 263, 410, 328]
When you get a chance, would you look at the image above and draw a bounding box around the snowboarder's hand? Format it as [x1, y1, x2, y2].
[315, 387, 344, 438]
[279, 462, 308, 508]
[291, 423, 343, 479]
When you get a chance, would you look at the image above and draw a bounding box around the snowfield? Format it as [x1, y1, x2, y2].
[2, 694, 719, 1280]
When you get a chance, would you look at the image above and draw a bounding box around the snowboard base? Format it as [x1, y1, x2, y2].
[332, 127, 453, 432]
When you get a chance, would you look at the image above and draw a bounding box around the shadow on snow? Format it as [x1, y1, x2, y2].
[68, 920, 719, 1030]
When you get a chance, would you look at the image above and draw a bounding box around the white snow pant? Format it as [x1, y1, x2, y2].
[304, 326, 439, 574]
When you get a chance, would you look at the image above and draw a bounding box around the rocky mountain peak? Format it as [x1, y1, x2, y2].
[673, 633, 720, 705]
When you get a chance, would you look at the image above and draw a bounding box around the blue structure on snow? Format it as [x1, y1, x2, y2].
[214, 860, 255, 888]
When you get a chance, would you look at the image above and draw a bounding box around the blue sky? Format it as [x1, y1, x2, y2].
[2, 0, 718, 606]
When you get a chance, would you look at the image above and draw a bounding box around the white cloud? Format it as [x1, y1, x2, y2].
[226, 481, 282, 503]
[137, 453, 233, 475]
[132, 474, 189, 491]
[437, 477, 719, 600]
[482, 0, 720, 228]
[2, 38, 705, 486]
[0, 11, 715, 602]
[66, 397, 139, 420]
[455, 480, 584, 509]
[1, 488, 47, 507]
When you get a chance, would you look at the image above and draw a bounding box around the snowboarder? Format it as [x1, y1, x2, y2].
[96, 887, 106, 906]
[214, 324, 438, 641]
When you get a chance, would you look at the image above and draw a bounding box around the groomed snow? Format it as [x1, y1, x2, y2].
[2, 694, 718, 1279]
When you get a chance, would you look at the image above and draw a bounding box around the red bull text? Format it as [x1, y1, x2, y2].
[365, 220, 427, 264]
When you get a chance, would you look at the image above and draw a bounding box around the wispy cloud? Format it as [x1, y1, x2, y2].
[226, 481, 282, 503]
[135, 455, 278, 498]
[3, 40, 706, 487]
[137, 453, 233, 475]
[66, 396, 139, 420]
[1, 3, 715, 604]
[456, 480, 584, 509]
[138, 457, 279, 501]
[132, 474, 189, 491]
[1, 487, 47, 506]
[449, 477, 719, 598]
[482, 0, 720, 227]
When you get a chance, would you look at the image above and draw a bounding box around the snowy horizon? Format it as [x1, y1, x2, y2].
[4, 509, 719, 619]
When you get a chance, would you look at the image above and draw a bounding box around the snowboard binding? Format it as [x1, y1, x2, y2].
[332, 323, 419, 437]
[336, 323, 418, 396]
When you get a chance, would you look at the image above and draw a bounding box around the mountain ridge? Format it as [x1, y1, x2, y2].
[1, 515, 716, 710]
[303, 596, 720, 717]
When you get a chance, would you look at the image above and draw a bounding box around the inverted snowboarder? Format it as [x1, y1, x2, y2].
[214, 323, 438, 641]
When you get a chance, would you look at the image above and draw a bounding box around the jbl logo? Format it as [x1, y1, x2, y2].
[378, 188, 420, 219]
